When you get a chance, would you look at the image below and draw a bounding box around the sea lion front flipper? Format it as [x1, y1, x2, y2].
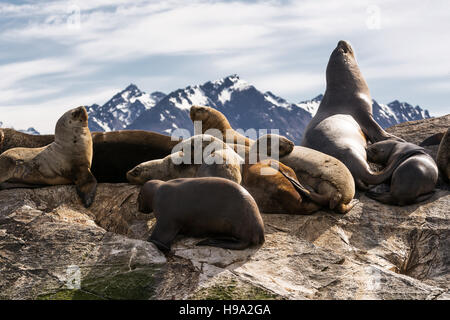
[73, 167, 97, 208]
[196, 237, 250, 250]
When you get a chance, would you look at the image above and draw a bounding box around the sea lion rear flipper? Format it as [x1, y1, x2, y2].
[196, 237, 250, 250]
[73, 167, 97, 208]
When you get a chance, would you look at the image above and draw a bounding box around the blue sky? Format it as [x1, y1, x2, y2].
[0, 0, 449, 133]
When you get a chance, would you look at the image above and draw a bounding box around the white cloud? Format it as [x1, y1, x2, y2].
[0, 0, 449, 129]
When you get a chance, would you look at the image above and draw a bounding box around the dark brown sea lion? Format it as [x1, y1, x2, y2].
[366, 140, 438, 205]
[302, 40, 404, 190]
[138, 177, 265, 252]
[419, 132, 445, 147]
[0, 128, 179, 183]
[437, 128, 450, 181]
[0, 107, 97, 207]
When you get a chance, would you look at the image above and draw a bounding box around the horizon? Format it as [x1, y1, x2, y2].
[1, 0, 449, 133]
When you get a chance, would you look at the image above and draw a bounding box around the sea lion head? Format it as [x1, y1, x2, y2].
[367, 140, 397, 165]
[138, 180, 164, 213]
[326, 40, 367, 92]
[190, 105, 231, 132]
[55, 106, 89, 136]
[251, 134, 294, 159]
[127, 152, 196, 184]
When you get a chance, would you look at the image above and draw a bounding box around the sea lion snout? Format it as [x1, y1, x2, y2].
[71, 106, 88, 123]
[189, 105, 206, 121]
[337, 40, 353, 54]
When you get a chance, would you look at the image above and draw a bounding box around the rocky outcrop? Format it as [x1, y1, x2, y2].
[0, 115, 449, 300]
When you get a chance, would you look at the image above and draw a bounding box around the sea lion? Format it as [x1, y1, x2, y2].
[0, 128, 54, 154]
[0, 107, 97, 207]
[127, 134, 241, 183]
[0, 128, 179, 183]
[91, 130, 179, 182]
[366, 140, 438, 205]
[190, 105, 253, 146]
[437, 128, 450, 182]
[138, 177, 265, 251]
[302, 40, 404, 189]
[280, 146, 357, 214]
[419, 132, 445, 147]
[242, 159, 327, 214]
[127, 147, 243, 184]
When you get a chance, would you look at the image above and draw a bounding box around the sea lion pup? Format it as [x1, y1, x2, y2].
[366, 140, 438, 205]
[0, 128, 179, 183]
[0, 107, 97, 207]
[436, 128, 450, 182]
[241, 159, 327, 214]
[0, 128, 54, 154]
[280, 146, 357, 213]
[190, 105, 253, 146]
[138, 177, 265, 251]
[302, 40, 404, 189]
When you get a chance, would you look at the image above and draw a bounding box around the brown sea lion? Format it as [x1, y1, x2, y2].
[301, 40, 404, 190]
[138, 177, 265, 252]
[0, 128, 54, 154]
[366, 140, 438, 205]
[241, 159, 327, 214]
[280, 146, 357, 214]
[190, 105, 253, 146]
[0, 107, 97, 207]
[0, 128, 179, 183]
[437, 128, 450, 181]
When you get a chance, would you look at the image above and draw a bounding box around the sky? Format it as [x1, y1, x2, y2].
[0, 0, 449, 133]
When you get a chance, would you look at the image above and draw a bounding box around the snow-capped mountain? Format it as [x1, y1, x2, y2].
[372, 100, 431, 129]
[86, 75, 431, 144]
[0, 121, 40, 135]
[127, 75, 312, 142]
[86, 84, 166, 132]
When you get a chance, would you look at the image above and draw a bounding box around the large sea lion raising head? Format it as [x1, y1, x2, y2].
[190, 105, 253, 146]
[366, 140, 438, 205]
[0, 107, 97, 207]
[302, 40, 404, 189]
[138, 177, 265, 252]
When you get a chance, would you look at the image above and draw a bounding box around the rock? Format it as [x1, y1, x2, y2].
[0, 115, 449, 300]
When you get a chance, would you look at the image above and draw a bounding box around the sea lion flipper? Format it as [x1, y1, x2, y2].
[196, 237, 249, 250]
[74, 167, 97, 208]
[365, 190, 396, 205]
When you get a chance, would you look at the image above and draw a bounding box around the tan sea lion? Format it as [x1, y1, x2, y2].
[138, 177, 265, 251]
[190, 105, 253, 146]
[127, 147, 243, 184]
[0, 128, 179, 183]
[0, 107, 97, 207]
[301, 40, 404, 190]
[127, 134, 242, 184]
[280, 146, 357, 214]
[437, 128, 450, 181]
[366, 140, 438, 205]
